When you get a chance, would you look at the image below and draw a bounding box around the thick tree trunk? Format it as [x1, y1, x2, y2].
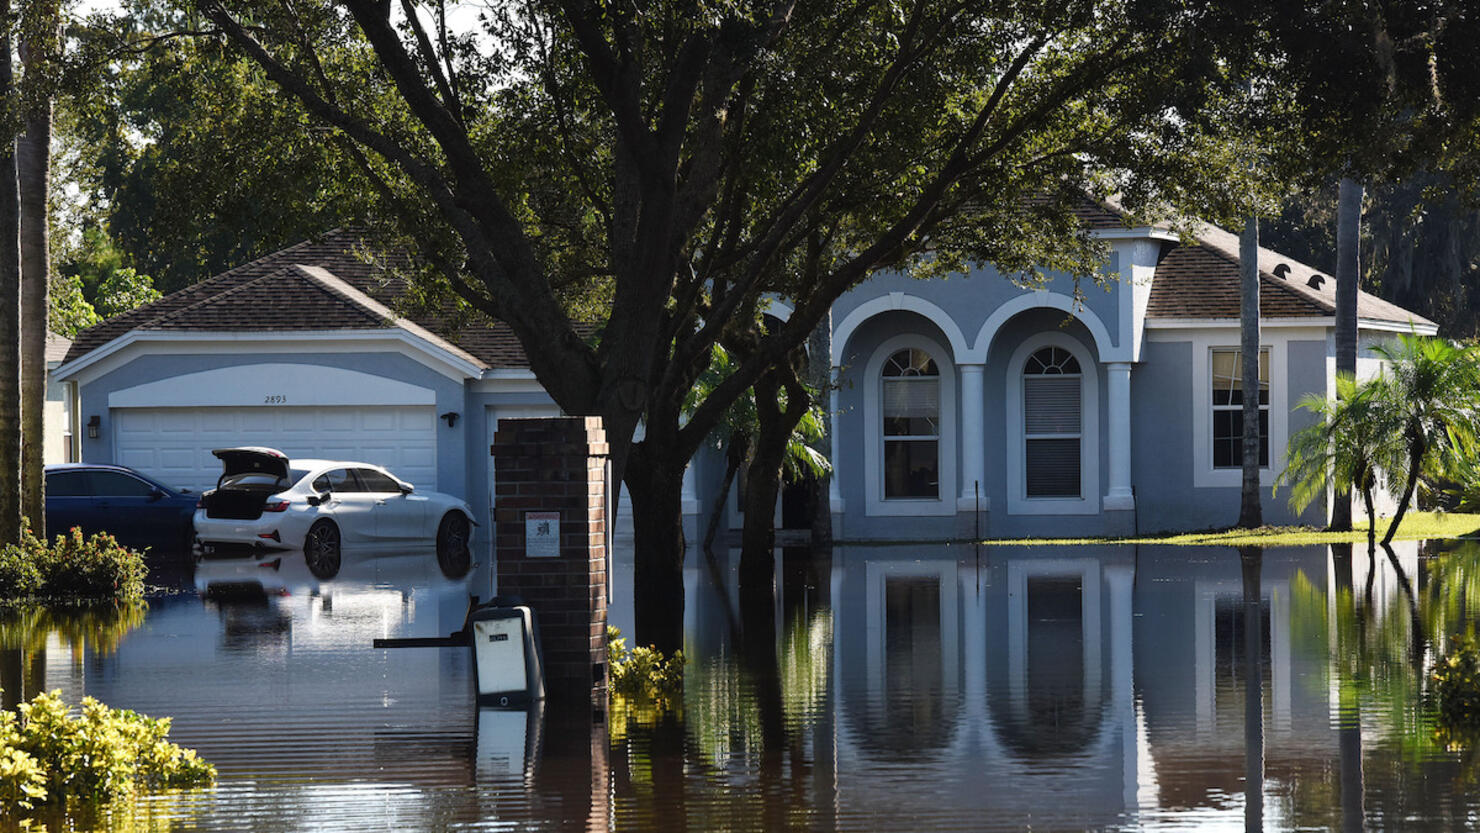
[624, 439, 688, 657]
[0, 4, 22, 547]
[740, 373, 786, 580]
[1238, 215, 1262, 528]
[18, 57, 50, 533]
[740, 363, 809, 587]
[1331, 177, 1363, 531]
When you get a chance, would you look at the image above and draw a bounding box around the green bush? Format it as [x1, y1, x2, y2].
[0, 540, 42, 599]
[0, 526, 147, 604]
[607, 626, 684, 701]
[1435, 629, 1480, 737]
[0, 689, 214, 817]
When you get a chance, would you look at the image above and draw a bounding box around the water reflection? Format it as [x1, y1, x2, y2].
[15, 540, 1480, 830]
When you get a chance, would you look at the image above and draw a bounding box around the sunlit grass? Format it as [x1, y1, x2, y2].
[975, 511, 1480, 547]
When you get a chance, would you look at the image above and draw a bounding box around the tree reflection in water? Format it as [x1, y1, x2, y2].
[0, 604, 146, 708]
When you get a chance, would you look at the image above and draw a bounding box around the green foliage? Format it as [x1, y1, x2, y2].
[0, 689, 214, 818]
[608, 625, 684, 702]
[690, 343, 832, 484]
[48, 270, 102, 338]
[0, 526, 148, 604]
[1277, 335, 1480, 541]
[1278, 373, 1406, 520]
[0, 603, 147, 655]
[58, 8, 368, 295]
[93, 267, 163, 319]
[1434, 629, 1480, 747]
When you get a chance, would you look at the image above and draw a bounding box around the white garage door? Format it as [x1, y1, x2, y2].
[114, 406, 438, 493]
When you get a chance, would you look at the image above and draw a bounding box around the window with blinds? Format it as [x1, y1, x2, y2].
[882, 348, 940, 499]
[1023, 346, 1081, 498]
[1211, 348, 1269, 468]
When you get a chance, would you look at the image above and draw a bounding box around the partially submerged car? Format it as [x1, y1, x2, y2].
[193, 447, 476, 579]
[44, 463, 198, 555]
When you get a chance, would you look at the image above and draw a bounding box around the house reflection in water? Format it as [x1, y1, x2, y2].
[820, 541, 1422, 830]
[830, 546, 1136, 828]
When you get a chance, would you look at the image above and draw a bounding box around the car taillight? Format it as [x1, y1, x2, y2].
[196, 497, 204, 509]
[263, 500, 290, 512]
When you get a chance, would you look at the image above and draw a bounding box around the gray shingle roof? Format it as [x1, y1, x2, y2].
[63, 230, 541, 370]
[1147, 222, 1436, 327]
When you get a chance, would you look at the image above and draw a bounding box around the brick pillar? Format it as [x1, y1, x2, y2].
[491, 417, 609, 705]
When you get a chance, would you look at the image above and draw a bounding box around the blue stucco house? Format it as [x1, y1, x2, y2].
[52, 207, 1435, 544]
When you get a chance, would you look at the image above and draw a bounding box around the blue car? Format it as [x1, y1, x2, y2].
[43, 464, 198, 556]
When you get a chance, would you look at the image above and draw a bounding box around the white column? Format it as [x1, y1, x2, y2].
[681, 462, 699, 515]
[1105, 361, 1135, 510]
[828, 382, 844, 512]
[1105, 562, 1138, 811]
[957, 363, 987, 512]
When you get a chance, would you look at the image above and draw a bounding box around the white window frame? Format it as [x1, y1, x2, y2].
[1006, 333, 1099, 515]
[1190, 337, 1289, 488]
[864, 333, 957, 517]
[1210, 347, 1270, 471]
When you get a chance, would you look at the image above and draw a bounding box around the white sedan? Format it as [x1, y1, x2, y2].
[193, 447, 477, 579]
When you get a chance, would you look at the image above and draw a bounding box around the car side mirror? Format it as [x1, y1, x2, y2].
[148, 489, 165, 502]
[399, 483, 414, 495]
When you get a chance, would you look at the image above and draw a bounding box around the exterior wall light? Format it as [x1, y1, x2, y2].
[440, 411, 459, 428]
[87, 415, 101, 439]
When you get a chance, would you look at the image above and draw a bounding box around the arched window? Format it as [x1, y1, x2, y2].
[882, 348, 940, 499]
[1023, 346, 1081, 498]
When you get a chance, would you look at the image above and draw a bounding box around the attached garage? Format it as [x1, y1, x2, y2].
[114, 405, 437, 493]
[107, 362, 441, 492]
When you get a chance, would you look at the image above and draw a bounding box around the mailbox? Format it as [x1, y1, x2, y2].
[470, 602, 544, 708]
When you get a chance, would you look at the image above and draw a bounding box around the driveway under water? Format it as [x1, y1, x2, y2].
[4, 539, 1480, 831]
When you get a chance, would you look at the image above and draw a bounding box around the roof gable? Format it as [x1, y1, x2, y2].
[62, 229, 539, 370]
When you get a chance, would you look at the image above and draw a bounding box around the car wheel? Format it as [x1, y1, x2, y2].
[436, 512, 472, 579]
[304, 519, 342, 579]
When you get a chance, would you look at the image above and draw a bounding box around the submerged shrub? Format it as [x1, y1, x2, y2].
[0, 689, 214, 819]
[607, 626, 685, 740]
[1435, 629, 1480, 742]
[0, 526, 147, 604]
[608, 625, 684, 701]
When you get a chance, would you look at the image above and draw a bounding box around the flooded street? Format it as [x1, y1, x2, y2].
[6, 540, 1480, 831]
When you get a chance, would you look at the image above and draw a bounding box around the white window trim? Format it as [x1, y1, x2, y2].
[864, 333, 957, 517]
[1192, 338, 1288, 488]
[1210, 347, 1270, 472]
[1006, 333, 1099, 515]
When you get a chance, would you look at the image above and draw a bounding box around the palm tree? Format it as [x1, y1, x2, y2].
[1372, 334, 1480, 545]
[18, 0, 60, 532]
[693, 344, 831, 553]
[1278, 374, 1404, 547]
[1329, 177, 1363, 531]
[0, 0, 22, 546]
[1237, 215, 1262, 528]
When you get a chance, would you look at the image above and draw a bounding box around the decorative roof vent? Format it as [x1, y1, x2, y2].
[1307, 273, 1326, 289]
[1273, 263, 1291, 280]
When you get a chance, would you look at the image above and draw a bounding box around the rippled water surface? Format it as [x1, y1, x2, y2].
[7, 539, 1480, 831]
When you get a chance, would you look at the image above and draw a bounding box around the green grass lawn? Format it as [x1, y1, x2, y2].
[976, 511, 1480, 547]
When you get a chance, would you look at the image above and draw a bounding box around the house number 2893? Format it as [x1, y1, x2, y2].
[264, 395, 287, 404]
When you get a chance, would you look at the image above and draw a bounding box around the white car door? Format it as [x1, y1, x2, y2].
[357, 467, 427, 543]
[320, 468, 378, 545]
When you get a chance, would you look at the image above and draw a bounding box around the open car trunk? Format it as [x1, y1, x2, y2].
[201, 447, 292, 521]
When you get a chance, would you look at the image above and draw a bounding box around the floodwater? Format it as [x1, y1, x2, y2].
[6, 539, 1480, 831]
